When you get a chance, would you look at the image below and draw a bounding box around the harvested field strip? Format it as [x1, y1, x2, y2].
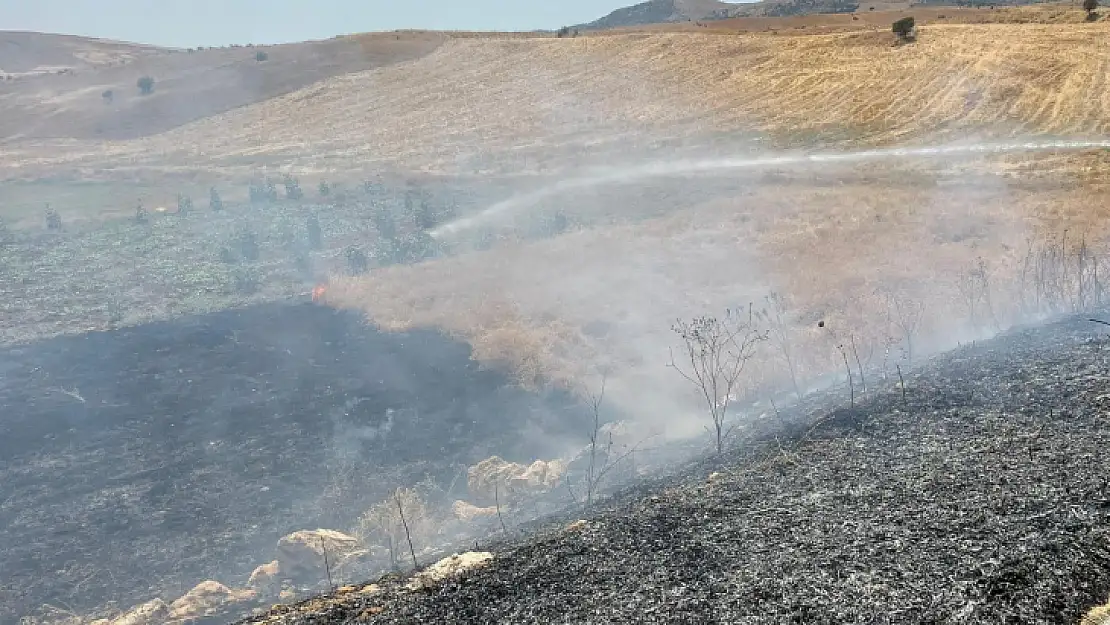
[10, 22, 1110, 179]
[239, 315, 1110, 624]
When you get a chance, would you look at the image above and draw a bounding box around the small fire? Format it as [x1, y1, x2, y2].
[311, 284, 328, 303]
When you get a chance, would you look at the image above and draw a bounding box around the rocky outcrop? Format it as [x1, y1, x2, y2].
[333, 548, 377, 583]
[246, 560, 283, 597]
[451, 499, 498, 522]
[276, 529, 363, 581]
[406, 552, 494, 591]
[1084, 598, 1110, 625]
[110, 599, 168, 625]
[466, 456, 565, 505]
[167, 580, 255, 622]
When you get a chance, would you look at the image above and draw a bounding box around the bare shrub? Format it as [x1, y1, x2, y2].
[956, 257, 999, 331]
[565, 374, 643, 509]
[669, 306, 767, 454]
[354, 487, 428, 572]
[755, 292, 803, 400]
[878, 287, 924, 364]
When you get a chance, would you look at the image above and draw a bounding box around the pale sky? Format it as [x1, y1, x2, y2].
[0, 1, 745, 48]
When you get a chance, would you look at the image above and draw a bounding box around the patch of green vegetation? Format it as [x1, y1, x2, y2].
[0, 179, 483, 345]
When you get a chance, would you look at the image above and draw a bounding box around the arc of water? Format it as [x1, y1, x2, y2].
[431, 139, 1110, 238]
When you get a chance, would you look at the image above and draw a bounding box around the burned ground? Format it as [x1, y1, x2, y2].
[0, 302, 595, 624]
[240, 314, 1110, 625]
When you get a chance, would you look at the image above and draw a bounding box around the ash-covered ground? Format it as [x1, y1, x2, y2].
[241, 314, 1110, 625]
[0, 302, 595, 624]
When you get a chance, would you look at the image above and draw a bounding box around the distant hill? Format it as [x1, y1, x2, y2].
[0, 31, 164, 78]
[576, 0, 737, 30]
[577, 0, 1056, 28]
[0, 30, 446, 141]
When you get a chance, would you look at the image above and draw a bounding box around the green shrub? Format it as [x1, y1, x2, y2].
[234, 228, 260, 261]
[209, 187, 224, 212]
[372, 204, 397, 241]
[306, 214, 323, 250]
[346, 246, 369, 275]
[45, 206, 62, 231]
[892, 17, 916, 41]
[137, 76, 155, 95]
[177, 193, 193, 215]
[284, 175, 304, 200]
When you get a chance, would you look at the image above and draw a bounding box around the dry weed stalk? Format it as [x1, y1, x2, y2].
[669, 306, 768, 454]
[319, 536, 334, 592]
[755, 292, 803, 400]
[879, 287, 925, 364]
[566, 373, 645, 509]
[395, 490, 418, 571]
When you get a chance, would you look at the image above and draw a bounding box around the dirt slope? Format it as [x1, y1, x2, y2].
[0, 31, 446, 142]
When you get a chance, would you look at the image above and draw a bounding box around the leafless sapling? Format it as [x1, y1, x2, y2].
[880, 287, 925, 364]
[395, 490, 418, 571]
[319, 536, 334, 592]
[837, 343, 854, 407]
[821, 322, 860, 403]
[849, 334, 867, 393]
[494, 481, 509, 536]
[755, 292, 803, 400]
[669, 306, 767, 454]
[567, 374, 644, 508]
[896, 363, 907, 407]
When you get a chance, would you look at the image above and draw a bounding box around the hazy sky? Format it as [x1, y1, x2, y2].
[0, 1, 746, 48]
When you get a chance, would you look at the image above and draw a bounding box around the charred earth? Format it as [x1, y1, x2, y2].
[0, 302, 594, 624]
[241, 314, 1110, 625]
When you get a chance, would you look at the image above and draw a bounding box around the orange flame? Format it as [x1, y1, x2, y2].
[311, 284, 328, 303]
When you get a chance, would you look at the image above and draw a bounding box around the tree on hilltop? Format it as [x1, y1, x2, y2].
[137, 76, 155, 95]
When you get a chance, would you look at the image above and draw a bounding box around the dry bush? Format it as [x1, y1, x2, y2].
[353, 487, 431, 571]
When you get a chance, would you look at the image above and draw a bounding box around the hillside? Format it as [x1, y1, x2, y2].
[0, 31, 164, 77]
[0, 30, 446, 141]
[3, 8, 1107, 188]
[238, 314, 1110, 624]
[577, 0, 1058, 29]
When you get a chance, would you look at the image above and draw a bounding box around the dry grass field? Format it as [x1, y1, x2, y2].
[5, 4, 1110, 426]
[5, 6, 1110, 182]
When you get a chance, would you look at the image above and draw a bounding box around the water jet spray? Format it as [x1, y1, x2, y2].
[431, 139, 1110, 239]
